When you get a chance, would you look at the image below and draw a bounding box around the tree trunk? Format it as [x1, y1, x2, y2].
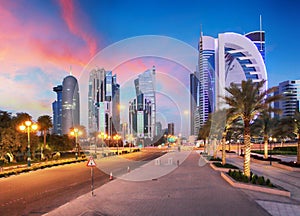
[263, 135, 268, 159]
[42, 130, 46, 160]
[213, 138, 217, 159]
[297, 133, 300, 164]
[243, 120, 251, 177]
[222, 132, 226, 165]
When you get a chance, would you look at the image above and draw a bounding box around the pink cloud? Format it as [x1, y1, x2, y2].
[0, 1, 101, 119]
[58, 0, 98, 57]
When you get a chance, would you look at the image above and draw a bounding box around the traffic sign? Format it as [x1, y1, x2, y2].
[87, 156, 96, 167]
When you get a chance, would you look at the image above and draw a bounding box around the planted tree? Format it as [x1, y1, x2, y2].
[224, 80, 281, 177]
[37, 115, 53, 160]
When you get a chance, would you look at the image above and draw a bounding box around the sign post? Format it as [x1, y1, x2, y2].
[87, 156, 96, 196]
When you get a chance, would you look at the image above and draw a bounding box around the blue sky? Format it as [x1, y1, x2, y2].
[0, 0, 299, 135]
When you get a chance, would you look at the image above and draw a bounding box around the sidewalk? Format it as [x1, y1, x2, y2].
[45, 151, 270, 216]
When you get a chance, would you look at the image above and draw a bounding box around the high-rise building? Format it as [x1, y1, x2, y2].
[274, 80, 300, 118]
[190, 29, 267, 135]
[52, 85, 63, 135]
[134, 66, 156, 139]
[52, 74, 80, 135]
[168, 123, 175, 135]
[129, 93, 152, 139]
[62, 75, 80, 135]
[88, 68, 120, 136]
[155, 122, 162, 136]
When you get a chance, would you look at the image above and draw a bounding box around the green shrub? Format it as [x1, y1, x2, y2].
[257, 176, 265, 185]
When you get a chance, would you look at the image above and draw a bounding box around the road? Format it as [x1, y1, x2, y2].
[0, 150, 165, 216]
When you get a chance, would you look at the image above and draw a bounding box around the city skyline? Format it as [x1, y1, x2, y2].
[0, 0, 299, 137]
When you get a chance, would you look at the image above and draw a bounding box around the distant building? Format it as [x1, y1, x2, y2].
[52, 74, 80, 135]
[129, 93, 152, 139]
[155, 122, 162, 136]
[52, 85, 63, 135]
[134, 66, 156, 139]
[274, 80, 300, 118]
[168, 123, 174, 135]
[88, 68, 120, 136]
[121, 122, 128, 141]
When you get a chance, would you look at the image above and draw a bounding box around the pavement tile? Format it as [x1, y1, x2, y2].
[45, 151, 274, 216]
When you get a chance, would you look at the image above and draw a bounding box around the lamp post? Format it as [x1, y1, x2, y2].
[98, 132, 107, 153]
[19, 120, 38, 167]
[70, 128, 81, 160]
[113, 134, 121, 155]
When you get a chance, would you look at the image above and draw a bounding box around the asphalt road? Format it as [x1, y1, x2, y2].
[0, 150, 165, 216]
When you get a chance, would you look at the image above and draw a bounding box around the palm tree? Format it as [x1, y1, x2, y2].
[251, 111, 280, 159]
[37, 115, 53, 160]
[224, 79, 281, 177]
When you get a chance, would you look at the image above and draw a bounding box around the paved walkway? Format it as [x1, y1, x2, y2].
[45, 151, 271, 216]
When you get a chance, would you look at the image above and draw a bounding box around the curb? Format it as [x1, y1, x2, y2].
[272, 162, 300, 172]
[221, 172, 291, 197]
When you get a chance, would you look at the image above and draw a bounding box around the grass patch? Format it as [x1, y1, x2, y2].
[251, 154, 281, 162]
[208, 157, 222, 162]
[279, 161, 300, 168]
[252, 150, 296, 155]
[213, 162, 238, 169]
[0, 158, 87, 178]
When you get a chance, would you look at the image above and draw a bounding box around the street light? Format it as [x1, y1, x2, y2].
[19, 120, 38, 167]
[113, 134, 121, 155]
[70, 128, 82, 159]
[98, 132, 107, 152]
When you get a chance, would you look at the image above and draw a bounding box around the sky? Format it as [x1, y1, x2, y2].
[0, 0, 300, 136]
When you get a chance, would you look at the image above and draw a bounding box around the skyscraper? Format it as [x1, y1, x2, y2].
[62, 75, 80, 135]
[274, 80, 300, 118]
[191, 28, 267, 135]
[52, 85, 63, 135]
[134, 66, 156, 139]
[129, 93, 152, 139]
[168, 123, 175, 135]
[88, 68, 120, 136]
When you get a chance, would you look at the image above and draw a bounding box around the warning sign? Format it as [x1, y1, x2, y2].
[87, 156, 96, 167]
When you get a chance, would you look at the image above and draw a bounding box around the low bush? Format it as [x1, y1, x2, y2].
[251, 154, 281, 162]
[228, 170, 274, 188]
[213, 162, 238, 169]
[209, 157, 222, 162]
[273, 146, 297, 152]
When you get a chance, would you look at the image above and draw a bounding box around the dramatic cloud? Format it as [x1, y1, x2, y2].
[0, 1, 100, 119]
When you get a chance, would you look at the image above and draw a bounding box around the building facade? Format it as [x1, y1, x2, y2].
[168, 123, 175, 135]
[274, 80, 300, 118]
[62, 75, 80, 135]
[52, 74, 80, 135]
[52, 85, 63, 135]
[190, 30, 267, 136]
[134, 66, 156, 139]
[129, 93, 152, 139]
[88, 68, 120, 136]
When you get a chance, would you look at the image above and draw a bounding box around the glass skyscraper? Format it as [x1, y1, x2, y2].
[62, 75, 80, 135]
[274, 80, 300, 118]
[133, 66, 156, 139]
[52, 85, 63, 135]
[52, 74, 80, 135]
[88, 68, 120, 136]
